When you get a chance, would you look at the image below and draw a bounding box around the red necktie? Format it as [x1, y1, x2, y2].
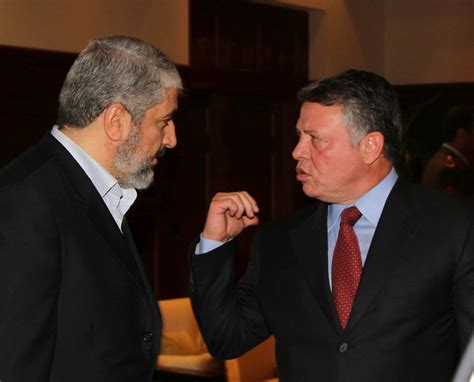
[332, 206, 362, 329]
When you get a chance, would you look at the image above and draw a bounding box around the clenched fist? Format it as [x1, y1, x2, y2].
[202, 191, 259, 242]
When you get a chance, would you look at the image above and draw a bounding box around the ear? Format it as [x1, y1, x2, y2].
[102, 103, 132, 143]
[359, 132, 385, 164]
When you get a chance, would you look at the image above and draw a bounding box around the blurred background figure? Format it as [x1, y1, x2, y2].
[422, 106, 474, 197]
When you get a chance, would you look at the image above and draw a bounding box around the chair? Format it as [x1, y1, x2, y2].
[156, 297, 224, 379]
[225, 336, 278, 382]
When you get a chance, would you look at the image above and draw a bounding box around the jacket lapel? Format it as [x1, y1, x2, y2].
[345, 179, 419, 333]
[84, 198, 148, 297]
[44, 134, 149, 299]
[290, 203, 342, 333]
[122, 218, 156, 302]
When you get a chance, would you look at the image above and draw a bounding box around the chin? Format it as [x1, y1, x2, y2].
[302, 190, 318, 200]
[303, 186, 329, 202]
[135, 175, 155, 190]
[120, 167, 155, 190]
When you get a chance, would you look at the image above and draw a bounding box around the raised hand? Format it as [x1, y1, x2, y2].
[202, 192, 260, 242]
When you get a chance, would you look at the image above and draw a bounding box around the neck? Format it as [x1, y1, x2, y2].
[60, 125, 116, 175]
[343, 160, 393, 205]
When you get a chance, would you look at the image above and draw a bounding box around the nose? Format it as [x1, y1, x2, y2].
[164, 120, 177, 149]
[292, 136, 306, 160]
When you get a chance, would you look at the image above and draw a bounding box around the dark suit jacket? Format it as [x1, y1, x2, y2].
[0, 134, 161, 382]
[190, 179, 474, 382]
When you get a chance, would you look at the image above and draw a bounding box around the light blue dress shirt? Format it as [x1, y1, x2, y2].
[197, 168, 398, 285]
[51, 126, 137, 231]
[327, 167, 398, 289]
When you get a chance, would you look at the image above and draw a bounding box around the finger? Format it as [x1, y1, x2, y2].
[240, 191, 259, 216]
[212, 196, 239, 217]
[233, 192, 257, 218]
[214, 193, 247, 218]
[211, 192, 258, 219]
[226, 200, 239, 217]
[235, 192, 253, 218]
[242, 215, 259, 228]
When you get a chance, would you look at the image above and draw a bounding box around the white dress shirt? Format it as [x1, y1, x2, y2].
[51, 125, 137, 231]
[453, 335, 474, 382]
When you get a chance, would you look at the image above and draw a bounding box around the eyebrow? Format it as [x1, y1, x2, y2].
[296, 127, 317, 134]
[159, 111, 176, 120]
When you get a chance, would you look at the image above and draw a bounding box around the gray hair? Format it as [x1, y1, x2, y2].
[57, 35, 182, 127]
[298, 69, 402, 163]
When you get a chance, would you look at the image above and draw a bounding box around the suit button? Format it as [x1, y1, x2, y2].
[339, 342, 349, 353]
[143, 332, 153, 343]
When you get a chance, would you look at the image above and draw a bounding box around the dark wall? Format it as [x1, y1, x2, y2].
[0, 46, 75, 163]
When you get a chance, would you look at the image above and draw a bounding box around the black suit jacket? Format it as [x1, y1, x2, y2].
[0, 134, 161, 381]
[190, 179, 474, 381]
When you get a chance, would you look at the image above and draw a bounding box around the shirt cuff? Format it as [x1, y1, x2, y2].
[195, 234, 228, 255]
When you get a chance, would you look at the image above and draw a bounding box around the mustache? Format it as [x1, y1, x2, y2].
[156, 147, 167, 158]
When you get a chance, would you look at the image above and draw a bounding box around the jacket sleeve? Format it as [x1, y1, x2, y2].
[189, 228, 270, 359]
[0, 182, 61, 381]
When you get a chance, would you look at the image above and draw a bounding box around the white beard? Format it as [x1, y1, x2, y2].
[114, 123, 155, 190]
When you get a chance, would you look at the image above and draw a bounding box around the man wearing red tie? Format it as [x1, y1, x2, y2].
[189, 70, 474, 381]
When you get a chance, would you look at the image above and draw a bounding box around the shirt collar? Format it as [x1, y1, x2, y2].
[328, 167, 398, 231]
[50, 125, 137, 213]
[51, 125, 117, 197]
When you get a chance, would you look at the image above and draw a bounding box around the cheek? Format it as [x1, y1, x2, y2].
[309, 149, 336, 174]
[145, 130, 164, 150]
[309, 147, 356, 178]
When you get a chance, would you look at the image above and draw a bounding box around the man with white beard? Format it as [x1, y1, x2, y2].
[0, 35, 182, 382]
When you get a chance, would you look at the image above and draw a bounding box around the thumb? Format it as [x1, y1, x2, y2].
[242, 215, 259, 228]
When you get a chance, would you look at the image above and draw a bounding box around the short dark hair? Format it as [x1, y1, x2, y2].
[297, 69, 402, 163]
[57, 35, 182, 128]
[442, 106, 474, 142]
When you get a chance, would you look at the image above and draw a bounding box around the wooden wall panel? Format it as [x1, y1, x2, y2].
[0, 46, 74, 165]
[190, 0, 308, 81]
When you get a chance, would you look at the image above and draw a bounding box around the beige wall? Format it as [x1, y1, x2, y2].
[1, 0, 472, 84]
[0, 0, 189, 64]
[269, 0, 473, 84]
[385, 0, 473, 84]
[307, 0, 385, 81]
[257, 0, 385, 80]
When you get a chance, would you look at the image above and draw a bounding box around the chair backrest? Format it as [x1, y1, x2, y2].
[157, 297, 206, 355]
[158, 297, 200, 335]
[225, 336, 278, 382]
[156, 298, 225, 377]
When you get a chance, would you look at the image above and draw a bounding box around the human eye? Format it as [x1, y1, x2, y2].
[304, 129, 319, 141]
[158, 118, 171, 129]
[309, 133, 326, 149]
